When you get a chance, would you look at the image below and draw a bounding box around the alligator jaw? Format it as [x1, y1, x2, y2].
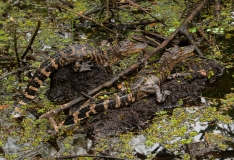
[108, 41, 148, 64]
[172, 45, 195, 63]
[117, 41, 148, 56]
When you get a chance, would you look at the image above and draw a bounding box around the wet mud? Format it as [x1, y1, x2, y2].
[48, 58, 224, 135]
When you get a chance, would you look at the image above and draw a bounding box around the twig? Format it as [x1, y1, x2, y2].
[155, 150, 234, 159]
[55, 4, 115, 34]
[78, 92, 104, 111]
[179, 25, 205, 57]
[137, 30, 168, 41]
[131, 34, 160, 47]
[145, 35, 161, 46]
[80, 92, 95, 101]
[58, 0, 74, 8]
[0, 66, 30, 81]
[14, 28, 20, 67]
[49, 117, 58, 132]
[86, 19, 160, 31]
[125, 0, 167, 27]
[55, 154, 126, 160]
[197, 28, 212, 45]
[40, 0, 210, 128]
[133, 30, 180, 45]
[204, 132, 211, 146]
[21, 20, 41, 60]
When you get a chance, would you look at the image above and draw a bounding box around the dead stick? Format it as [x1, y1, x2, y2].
[40, 0, 210, 119]
[21, 20, 41, 60]
[158, 0, 210, 58]
[179, 25, 205, 57]
[139, 30, 167, 39]
[197, 28, 212, 45]
[48, 117, 58, 132]
[0, 66, 30, 81]
[125, 0, 167, 27]
[55, 154, 126, 160]
[131, 34, 160, 47]
[14, 28, 20, 67]
[55, 4, 115, 34]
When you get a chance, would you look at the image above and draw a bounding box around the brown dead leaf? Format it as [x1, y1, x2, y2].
[0, 105, 8, 110]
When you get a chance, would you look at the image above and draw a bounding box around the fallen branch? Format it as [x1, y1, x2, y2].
[156, 150, 234, 160]
[125, 0, 167, 27]
[179, 25, 205, 57]
[0, 65, 30, 81]
[40, 0, 211, 130]
[55, 4, 115, 34]
[131, 34, 160, 47]
[14, 28, 20, 67]
[197, 28, 212, 45]
[55, 154, 126, 160]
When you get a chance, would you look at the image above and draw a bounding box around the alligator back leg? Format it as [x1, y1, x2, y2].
[65, 74, 167, 124]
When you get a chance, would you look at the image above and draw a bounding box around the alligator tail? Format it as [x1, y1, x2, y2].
[64, 90, 147, 125]
[19, 53, 63, 105]
[20, 45, 102, 105]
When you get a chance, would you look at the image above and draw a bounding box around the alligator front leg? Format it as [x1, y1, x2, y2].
[139, 84, 171, 103]
[73, 60, 94, 72]
[79, 61, 94, 72]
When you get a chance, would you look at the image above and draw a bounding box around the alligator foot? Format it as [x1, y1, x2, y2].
[159, 90, 171, 103]
[80, 61, 94, 72]
[74, 61, 94, 72]
[137, 55, 147, 65]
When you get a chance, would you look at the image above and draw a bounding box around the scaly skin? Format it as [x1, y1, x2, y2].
[17, 41, 147, 105]
[64, 45, 195, 124]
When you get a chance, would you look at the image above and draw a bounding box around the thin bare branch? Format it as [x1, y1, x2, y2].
[55, 4, 116, 34]
[40, 0, 211, 128]
[14, 28, 20, 67]
[0, 66, 30, 81]
[125, 0, 167, 27]
[55, 154, 126, 160]
[21, 20, 41, 60]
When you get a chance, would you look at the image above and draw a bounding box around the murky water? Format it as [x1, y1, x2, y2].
[203, 33, 234, 98]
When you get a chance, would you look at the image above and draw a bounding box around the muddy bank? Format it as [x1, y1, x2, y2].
[48, 58, 224, 135]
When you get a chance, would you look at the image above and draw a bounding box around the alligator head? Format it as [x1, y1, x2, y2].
[107, 40, 148, 64]
[169, 45, 195, 63]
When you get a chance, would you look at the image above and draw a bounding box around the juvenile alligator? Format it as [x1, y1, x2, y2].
[16, 41, 147, 107]
[64, 45, 195, 124]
